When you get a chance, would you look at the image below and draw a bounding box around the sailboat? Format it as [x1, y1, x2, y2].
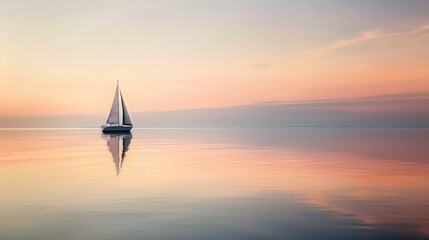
[102, 81, 133, 133]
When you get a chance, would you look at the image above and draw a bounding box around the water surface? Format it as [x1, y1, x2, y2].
[0, 127, 428, 240]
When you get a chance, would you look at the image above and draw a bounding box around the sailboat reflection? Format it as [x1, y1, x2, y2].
[103, 133, 132, 175]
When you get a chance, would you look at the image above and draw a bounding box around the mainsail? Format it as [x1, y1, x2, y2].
[106, 84, 120, 124]
[106, 82, 132, 126]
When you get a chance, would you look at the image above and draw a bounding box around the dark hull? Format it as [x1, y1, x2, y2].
[102, 125, 132, 133]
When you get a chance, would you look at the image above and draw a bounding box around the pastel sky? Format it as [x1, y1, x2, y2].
[1, 0, 429, 117]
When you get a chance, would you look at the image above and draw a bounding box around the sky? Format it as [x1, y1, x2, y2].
[1, 0, 429, 120]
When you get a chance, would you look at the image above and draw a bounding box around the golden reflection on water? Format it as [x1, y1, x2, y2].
[0, 128, 428, 239]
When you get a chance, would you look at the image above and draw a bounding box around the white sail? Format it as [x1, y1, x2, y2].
[106, 83, 121, 124]
[121, 92, 132, 125]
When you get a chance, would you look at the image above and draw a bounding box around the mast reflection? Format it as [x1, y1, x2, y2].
[103, 133, 132, 175]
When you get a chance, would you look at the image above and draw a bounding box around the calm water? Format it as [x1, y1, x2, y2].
[0, 127, 428, 240]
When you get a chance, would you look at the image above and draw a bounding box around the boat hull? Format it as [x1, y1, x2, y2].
[102, 125, 132, 133]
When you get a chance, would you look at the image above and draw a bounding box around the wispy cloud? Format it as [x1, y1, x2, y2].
[308, 24, 429, 57]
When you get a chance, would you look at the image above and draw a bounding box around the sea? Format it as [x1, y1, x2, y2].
[0, 127, 428, 240]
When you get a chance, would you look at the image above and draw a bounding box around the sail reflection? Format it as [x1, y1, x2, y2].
[103, 133, 132, 175]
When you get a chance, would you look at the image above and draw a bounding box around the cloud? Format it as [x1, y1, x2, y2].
[308, 23, 429, 57]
